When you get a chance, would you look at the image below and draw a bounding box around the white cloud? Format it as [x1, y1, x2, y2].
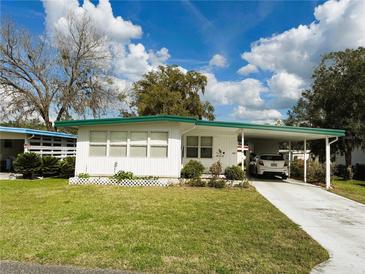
[203, 72, 266, 107]
[233, 106, 282, 124]
[43, 0, 142, 44]
[267, 71, 306, 107]
[42, 0, 169, 81]
[209, 54, 228, 68]
[237, 64, 258, 75]
[240, 0, 365, 109]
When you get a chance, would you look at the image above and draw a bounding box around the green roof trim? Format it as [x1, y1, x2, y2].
[55, 115, 345, 137]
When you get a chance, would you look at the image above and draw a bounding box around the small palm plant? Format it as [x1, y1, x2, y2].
[13, 152, 42, 179]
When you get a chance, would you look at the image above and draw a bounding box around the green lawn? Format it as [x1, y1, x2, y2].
[331, 179, 365, 204]
[0, 179, 328, 273]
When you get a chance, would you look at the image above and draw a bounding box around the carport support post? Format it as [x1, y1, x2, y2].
[304, 139, 307, 183]
[288, 141, 292, 178]
[326, 137, 330, 189]
[241, 130, 245, 171]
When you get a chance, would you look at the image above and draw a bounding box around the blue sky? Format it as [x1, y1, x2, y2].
[1, 0, 364, 123]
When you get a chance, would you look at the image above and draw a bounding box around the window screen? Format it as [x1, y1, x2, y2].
[200, 136, 212, 158]
[109, 146, 127, 157]
[89, 131, 107, 156]
[130, 132, 147, 157]
[90, 131, 107, 143]
[186, 136, 199, 158]
[89, 145, 107, 156]
[150, 146, 168, 158]
[110, 131, 127, 143]
[109, 131, 127, 157]
[150, 132, 168, 158]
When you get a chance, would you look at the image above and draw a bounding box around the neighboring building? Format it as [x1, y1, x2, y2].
[55, 115, 345, 183]
[335, 147, 365, 165]
[0, 126, 77, 172]
[278, 150, 311, 161]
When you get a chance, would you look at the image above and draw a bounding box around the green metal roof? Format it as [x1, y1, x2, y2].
[55, 115, 345, 137]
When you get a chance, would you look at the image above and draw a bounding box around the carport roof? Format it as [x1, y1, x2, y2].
[0, 126, 77, 139]
[54, 115, 345, 138]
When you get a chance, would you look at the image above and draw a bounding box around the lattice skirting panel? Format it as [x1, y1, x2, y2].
[69, 177, 175, 187]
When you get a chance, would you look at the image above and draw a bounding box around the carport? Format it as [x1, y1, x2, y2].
[235, 124, 345, 189]
[0, 126, 77, 172]
[181, 118, 345, 188]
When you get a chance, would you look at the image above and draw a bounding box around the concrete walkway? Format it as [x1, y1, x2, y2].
[252, 178, 365, 274]
[0, 261, 140, 274]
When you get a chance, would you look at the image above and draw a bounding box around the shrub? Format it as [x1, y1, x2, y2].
[207, 178, 226, 188]
[235, 179, 250, 189]
[181, 160, 205, 179]
[41, 156, 60, 177]
[59, 157, 76, 178]
[209, 161, 222, 178]
[354, 164, 365, 180]
[224, 165, 244, 180]
[112, 170, 134, 181]
[187, 177, 206, 187]
[78, 173, 90, 179]
[307, 161, 325, 184]
[290, 159, 304, 178]
[13, 152, 42, 179]
[334, 164, 347, 178]
[135, 175, 159, 180]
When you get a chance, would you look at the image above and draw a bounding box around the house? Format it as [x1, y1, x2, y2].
[0, 126, 77, 172]
[55, 115, 345, 189]
[335, 147, 365, 166]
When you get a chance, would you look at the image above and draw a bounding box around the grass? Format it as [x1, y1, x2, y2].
[0, 179, 328, 273]
[331, 179, 365, 204]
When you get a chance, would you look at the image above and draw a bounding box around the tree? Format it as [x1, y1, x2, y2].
[130, 65, 215, 120]
[0, 14, 123, 131]
[0, 118, 47, 130]
[286, 47, 365, 178]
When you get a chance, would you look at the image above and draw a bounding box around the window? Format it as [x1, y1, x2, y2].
[89, 131, 107, 156]
[186, 136, 213, 158]
[186, 136, 199, 158]
[150, 132, 168, 158]
[130, 132, 147, 157]
[200, 136, 213, 158]
[109, 131, 127, 157]
[4, 140, 12, 148]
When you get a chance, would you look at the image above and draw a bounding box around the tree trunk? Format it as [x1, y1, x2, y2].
[45, 120, 53, 132]
[344, 140, 353, 180]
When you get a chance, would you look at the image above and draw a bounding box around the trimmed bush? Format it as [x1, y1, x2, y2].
[181, 160, 205, 179]
[209, 161, 222, 178]
[187, 177, 206, 187]
[41, 156, 60, 177]
[78, 173, 90, 179]
[307, 161, 325, 184]
[13, 152, 42, 179]
[290, 159, 304, 178]
[112, 170, 134, 181]
[59, 157, 76, 178]
[207, 178, 226, 188]
[224, 165, 244, 180]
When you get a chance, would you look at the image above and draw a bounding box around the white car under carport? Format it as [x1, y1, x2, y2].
[249, 154, 288, 179]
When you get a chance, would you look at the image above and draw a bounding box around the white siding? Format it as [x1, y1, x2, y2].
[182, 128, 237, 172]
[335, 147, 365, 165]
[75, 122, 182, 178]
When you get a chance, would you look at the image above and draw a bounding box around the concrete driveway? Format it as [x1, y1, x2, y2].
[252, 178, 365, 274]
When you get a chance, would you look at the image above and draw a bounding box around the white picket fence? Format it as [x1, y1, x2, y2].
[69, 177, 175, 187]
